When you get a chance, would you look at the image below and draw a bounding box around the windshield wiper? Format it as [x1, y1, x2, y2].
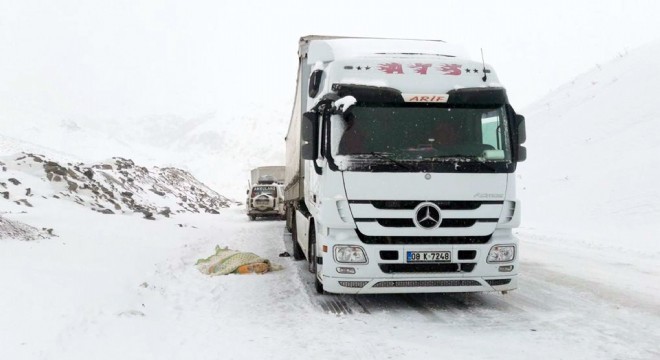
[428, 154, 477, 161]
[368, 152, 410, 170]
[428, 155, 499, 172]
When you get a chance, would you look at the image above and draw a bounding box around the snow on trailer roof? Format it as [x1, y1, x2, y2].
[300, 35, 472, 63]
[299, 36, 502, 97]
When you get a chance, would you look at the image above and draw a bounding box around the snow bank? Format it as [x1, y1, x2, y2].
[519, 39, 660, 255]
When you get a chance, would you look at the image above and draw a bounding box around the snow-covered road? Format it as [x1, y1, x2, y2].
[1, 206, 658, 360]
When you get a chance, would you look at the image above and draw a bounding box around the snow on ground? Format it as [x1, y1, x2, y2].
[518, 39, 660, 256]
[2, 32, 660, 360]
[0, 215, 49, 241]
[512, 40, 660, 335]
[1, 206, 658, 360]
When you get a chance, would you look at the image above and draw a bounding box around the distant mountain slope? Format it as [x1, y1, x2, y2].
[0, 139, 235, 239]
[519, 39, 660, 253]
[1, 152, 232, 220]
[108, 107, 290, 199]
[0, 104, 289, 200]
[0, 215, 50, 241]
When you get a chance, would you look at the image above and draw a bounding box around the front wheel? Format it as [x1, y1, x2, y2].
[291, 214, 305, 260]
[248, 215, 256, 221]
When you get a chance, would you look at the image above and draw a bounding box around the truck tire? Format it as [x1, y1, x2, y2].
[291, 215, 305, 261]
[284, 205, 292, 232]
[249, 215, 256, 221]
[308, 225, 324, 294]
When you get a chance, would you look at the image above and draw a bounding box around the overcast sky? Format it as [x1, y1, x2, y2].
[2, 0, 660, 121]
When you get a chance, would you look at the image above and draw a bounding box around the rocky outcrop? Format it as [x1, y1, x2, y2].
[0, 215, 51, 241]
[1, 153, 232, 220]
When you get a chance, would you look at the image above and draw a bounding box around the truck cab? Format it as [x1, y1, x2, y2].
[284, 36, 526, 294]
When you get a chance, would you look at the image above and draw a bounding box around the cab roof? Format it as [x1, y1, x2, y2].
[299, 35, 471, 63]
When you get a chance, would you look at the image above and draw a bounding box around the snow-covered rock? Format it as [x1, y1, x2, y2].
[1, 152, 232, 223]
[1, 104, 289, 200]
[0, 215, 51, 241]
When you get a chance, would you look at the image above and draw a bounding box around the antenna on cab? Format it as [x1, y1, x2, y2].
[481, 48, 488, 82]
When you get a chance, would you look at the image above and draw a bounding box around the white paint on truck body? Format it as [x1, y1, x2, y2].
[285, 36, 523, 294]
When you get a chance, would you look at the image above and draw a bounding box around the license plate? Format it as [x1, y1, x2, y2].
[406, 251, 451, 263]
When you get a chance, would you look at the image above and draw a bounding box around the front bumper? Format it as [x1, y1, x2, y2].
[322, 274, 518, 294]
[248, 209, 284, 216]
[319, 228, 519, 294]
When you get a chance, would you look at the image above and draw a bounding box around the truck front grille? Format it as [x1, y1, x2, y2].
[356, 230, 491, 245]
[379, 263, 476, 273]
[360, 218, 497, 228]
[352, 200, 503, 210]
[373, 280, 481, 288]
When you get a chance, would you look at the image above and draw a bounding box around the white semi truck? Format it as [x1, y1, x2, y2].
[246, 166, 285, 221]
[284, 36, 526, 294]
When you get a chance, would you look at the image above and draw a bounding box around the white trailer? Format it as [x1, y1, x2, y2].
[284, 36, 526, 294]
[250, 166, 285, 186]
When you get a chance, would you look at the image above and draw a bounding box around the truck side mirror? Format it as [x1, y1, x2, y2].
[516, 114, 526, 144]
[308, 70, 323, 98]
[301, 111, 319, 160]
[517, 145, 527, 162]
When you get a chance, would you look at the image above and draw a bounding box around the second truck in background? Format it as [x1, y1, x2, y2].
[246, 166, 285, 221]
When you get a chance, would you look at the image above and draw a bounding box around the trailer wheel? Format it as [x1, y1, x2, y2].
[308, 225, 324, 294]
[284, 205, 292, 232]
[291, 214, 305, 260]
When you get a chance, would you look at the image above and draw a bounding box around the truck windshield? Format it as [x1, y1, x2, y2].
[333, 104, 511, 166]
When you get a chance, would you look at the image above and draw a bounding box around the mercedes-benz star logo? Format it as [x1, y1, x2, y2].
[413, 202, 442, 229]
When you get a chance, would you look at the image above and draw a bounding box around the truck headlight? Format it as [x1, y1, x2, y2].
[333, 245, 368, 263]
[487, 245, 515, 263]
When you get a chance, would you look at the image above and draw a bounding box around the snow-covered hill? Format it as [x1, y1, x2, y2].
[1, 102, 290, 199]
[519, 40, 660, 255]
[0, 132, 233, 239]
[1, 152, 231, 220]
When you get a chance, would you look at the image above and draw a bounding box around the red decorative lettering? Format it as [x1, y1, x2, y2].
[419, 96, 429, 102]
[410, 63, 432, 74]
[438, 64, 462, 75]
[409, 96, 419, 101]
[378, 63, 404, 74]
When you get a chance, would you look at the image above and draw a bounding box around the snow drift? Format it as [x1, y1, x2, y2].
[519, 39, 660, 254]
